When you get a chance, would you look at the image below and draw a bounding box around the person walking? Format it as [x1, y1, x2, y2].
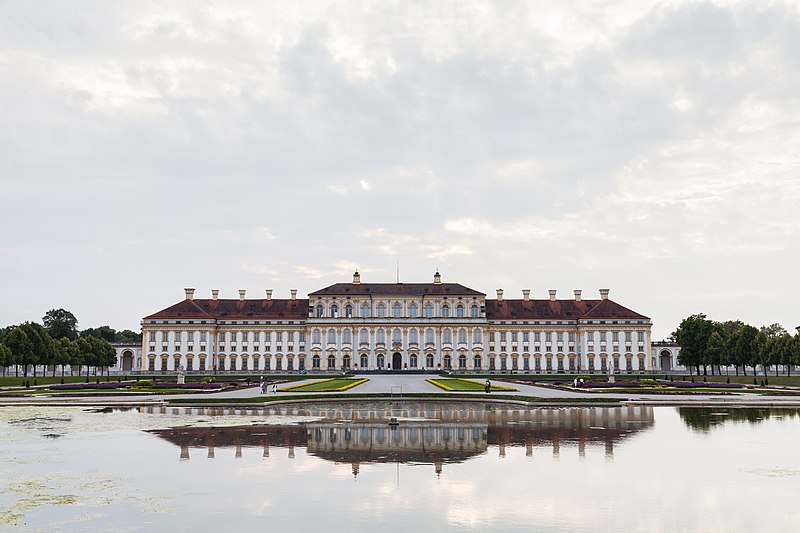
[485, 379, 491, 393]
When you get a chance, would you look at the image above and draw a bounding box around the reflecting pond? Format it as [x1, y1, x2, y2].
[1, 402, 799, 531]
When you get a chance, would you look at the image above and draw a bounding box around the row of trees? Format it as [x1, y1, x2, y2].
[673, 314, 800, 376]
[0, 308, 137, 377]
[41, 308, 141, 343]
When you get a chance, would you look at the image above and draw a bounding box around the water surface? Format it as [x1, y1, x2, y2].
[1, 402, 798, 531]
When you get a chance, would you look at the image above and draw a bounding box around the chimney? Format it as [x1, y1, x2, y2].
[290, 289, 297, 301]
[265, 289, 273, 300]
[433, 271, 441, 284]
[184, 288, 195, 300]
[353, 270, 361, 284]
[549, 290, 557, 302]
[600, 289, 610, 300]
[211, 289, 219, 301]
[238, 289, 246, 301]
[496, 289, 504, 301]
[522, 289, 530, 301]
[574, 290, 582, 302]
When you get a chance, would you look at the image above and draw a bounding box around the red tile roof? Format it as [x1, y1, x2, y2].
[143, 299, 309, 321]
[309, 283, 485, 297]
[485, 299, 649, 321]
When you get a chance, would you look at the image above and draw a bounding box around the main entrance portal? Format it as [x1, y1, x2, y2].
[392, 353, 402, 370]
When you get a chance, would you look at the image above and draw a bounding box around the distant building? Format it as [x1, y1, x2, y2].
[139, 271, 653, 373]
[651, 341, 682, 372]
[111, 342, 142, 372]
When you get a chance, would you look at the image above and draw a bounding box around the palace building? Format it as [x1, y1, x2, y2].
[140, 271, 652, 373]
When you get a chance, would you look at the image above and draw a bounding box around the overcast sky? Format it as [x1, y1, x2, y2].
[1, 0, 798, 339]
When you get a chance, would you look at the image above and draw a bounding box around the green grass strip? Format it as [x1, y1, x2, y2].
[427, 378, 517, 392]
[279, 378, 368, 392]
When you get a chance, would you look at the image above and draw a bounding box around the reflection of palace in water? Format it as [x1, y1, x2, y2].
[146, 403, 654, 475]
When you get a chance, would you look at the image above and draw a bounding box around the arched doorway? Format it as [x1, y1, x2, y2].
[660, 350, 672, 371]
[392, 353, 402, 370]
[121, 350, 134, 371]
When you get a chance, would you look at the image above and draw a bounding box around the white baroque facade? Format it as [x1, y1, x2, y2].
[140, 272, 652, 373]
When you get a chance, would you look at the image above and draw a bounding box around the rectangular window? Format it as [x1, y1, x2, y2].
[600, 332, 607, 342]
[511, 332, 518, 342]
[187, 331, 194, 342]
[523, 332, 529, 342]
[569, 332, 575, 342]
[613, 332, 619, 342]
[149, 332, 156, 342]
[557, 332, 563, 342]
[276, 332, 283, 342]
[500, 332, 507, 342]
[489, 332, 495, 342]
[638, 331, 645, 342]
[534, 332, 541, 342]
[587, 331, 594, 342]
[299, 332, 305, 342]
[625, 331, 632, 342]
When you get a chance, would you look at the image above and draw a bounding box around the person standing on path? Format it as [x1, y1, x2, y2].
[485, 379, 491, 393]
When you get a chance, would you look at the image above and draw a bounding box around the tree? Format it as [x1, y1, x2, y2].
[42, 309, 79, 341]
[53, 338, 79, 377]
[80, 326, 117, 343]
[674, 314, 715, 375]
[19, 322, 55, 377]
[0, 344, 11, 376]
[75, 337, 94, 376]
[707, 331, 725, 375]
[719, 320, 745, 374]
[4, 326, 33, 377]
[115, 329, 142, 343]
[733, 325, 758, 376]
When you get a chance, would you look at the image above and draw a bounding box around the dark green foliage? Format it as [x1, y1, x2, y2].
[43, 309, 79, 340]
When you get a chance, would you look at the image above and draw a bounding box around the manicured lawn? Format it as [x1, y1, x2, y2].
[685, 375, 800, 388]
[427, 378, 517, 392]
[279, 378, 368, 392]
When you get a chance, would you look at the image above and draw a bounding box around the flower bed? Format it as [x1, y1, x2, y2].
[279, 378, 368, 392]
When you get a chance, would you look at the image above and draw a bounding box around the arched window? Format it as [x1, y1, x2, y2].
[377, 303, 386, 318]
[327, 329, 336, 344]
[377, 329, 385, 344]
[409, 304, 417, 318]
[330, 304, 338, 318]
[473, 329, 482, 343]
[457, 304, 464, 318]
[377, 354, 385, 368]
[360, 354, 368, 368]
[393, 303, 402, 318]
[316, 305, 324, 318]
[312, 355, 320, 369]
[345, 304, 352, 318]
[441, 305, 450, 318]
[327, 354, 336, 368]
[458, 328, 467, 344]
[425, 303, 433, 318]
[343, 329, 352, 344]
[409, 329, 418, 344]
[343, 355, 351, 369]
[426, 354, 434, 367]
[313, 329, 321, 344]
[410, 354, 418, 368]
[361, 303, 370, 318]
[392, 329, 402, 343]
[444, 355, 452, 369]
[425, 329, 434, 344]
[360, 328, 368, 343]
[473, 355, 482, 369]
[471, 305, 479, 318]
[443, 329, 452, 344]
[459, 355, 467, 368]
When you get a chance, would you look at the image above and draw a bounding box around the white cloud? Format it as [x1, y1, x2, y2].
[1, 0, 799, 338]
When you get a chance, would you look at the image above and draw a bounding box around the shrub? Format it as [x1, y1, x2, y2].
[726, 377, 730, 384]
[765, 378, 769, 386]
[639, 379, 661, 388]
[131, 380, 152, 388]
[33, 379, 38, 386]
[60, 377, 64, 384]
